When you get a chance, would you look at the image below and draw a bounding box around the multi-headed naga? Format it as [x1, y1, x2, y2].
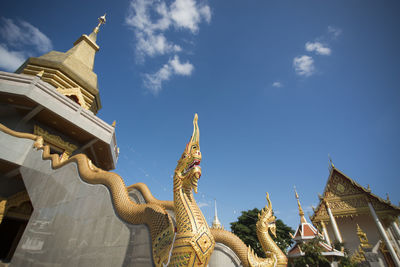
[168, 114, 215, 266]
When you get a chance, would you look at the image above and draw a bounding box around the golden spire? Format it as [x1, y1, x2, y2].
[16, 14, 106, 114]
[294, 186, 307, 224]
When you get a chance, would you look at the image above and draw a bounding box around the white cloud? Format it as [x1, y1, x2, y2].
[293, 55, 315, 77]
[198, 202, 209, 208]
[170, 0, 210, 32]
[135, 31, 181, 58]
[327, 26, 342, 39]
[272, 81, 282, 88]
[170, 55, 194, 75]
[0, 18, 52, 53]
[125, 0, 211, 59]
[305, 42, 331, 56]
[0, 44, 25, 71]
[144, 55, 194, 94]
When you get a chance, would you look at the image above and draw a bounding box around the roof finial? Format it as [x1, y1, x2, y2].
[294, 186, 307, 224]
[94, 14, 106, 34]
[386, 193, 391, 203]
[328, 153, 334, 168]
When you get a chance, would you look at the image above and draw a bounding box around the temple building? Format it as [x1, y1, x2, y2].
[0, 15, 159, 266]
[287, 188, 343, 265]
[0, 15, 244, 267]
[310, 165, 400, 266]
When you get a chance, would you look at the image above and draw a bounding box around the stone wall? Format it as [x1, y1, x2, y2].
[0, 131, 154, 267]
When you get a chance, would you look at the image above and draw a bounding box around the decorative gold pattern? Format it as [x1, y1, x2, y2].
[169, 114, 215, 266]
[311, 167, 400, 224]
[0, 191, 31, 224]
[357, 224, 372, 250]
[56, 87, 89, 109]
[33, 125, 78, 161]
[21, 65, 97, 111]
[0, 122, 174, 267]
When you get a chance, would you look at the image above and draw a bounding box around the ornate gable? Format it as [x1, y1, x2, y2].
[311, 167, 400, 223]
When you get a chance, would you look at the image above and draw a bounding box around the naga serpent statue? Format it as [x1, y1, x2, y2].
[249, 193, 288, 267]
[131, 115, 287, 267]
[168, 113, 215, 266]
[210, 193, 287, 267]
[0, 114, 286, 267]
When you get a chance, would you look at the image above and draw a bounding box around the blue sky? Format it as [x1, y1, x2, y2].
[1, 0, 399, 230]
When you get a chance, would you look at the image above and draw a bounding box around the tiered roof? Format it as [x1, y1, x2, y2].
[288, 189, 343, 258]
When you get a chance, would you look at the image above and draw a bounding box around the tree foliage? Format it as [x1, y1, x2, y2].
[290, 237, 331, 267]
[230, 208, 294, 257]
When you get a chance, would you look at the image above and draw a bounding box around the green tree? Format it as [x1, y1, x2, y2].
[290, 237, 330, 267]
[230, 208, 294, 257]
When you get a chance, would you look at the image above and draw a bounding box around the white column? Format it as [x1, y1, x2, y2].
[321, 220, 331, 245]
[325, 201, 342, 243]
[387, 227, 400, 257]
[392, 221, 400, 241]
[368, 202, 400, 267]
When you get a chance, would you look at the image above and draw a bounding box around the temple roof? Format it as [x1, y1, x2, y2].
[311, 166, 400, 223]
[288, 188, 343, 258]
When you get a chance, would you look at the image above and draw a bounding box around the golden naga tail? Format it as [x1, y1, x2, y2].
[0, 123, 174, 267]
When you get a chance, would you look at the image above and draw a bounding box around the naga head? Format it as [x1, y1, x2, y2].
[257, 192, 277, 237]
[175, 114, 202, 193]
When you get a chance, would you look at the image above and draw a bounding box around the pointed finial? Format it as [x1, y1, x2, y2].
[366, 184, 371, 192]
[93, 14, 106, 34]
[212, 198, 223, 229]
[328, 154, 334, 168]
[386, 193, 391, 203]
[36, 70, 44, 78]
[294, 186, 306, 223]
[112, 120, 116, 127]
[312, 205, 316, 212]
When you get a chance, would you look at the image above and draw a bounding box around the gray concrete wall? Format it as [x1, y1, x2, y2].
[208, 243, 242, 267]
[0, 131, 153, 267]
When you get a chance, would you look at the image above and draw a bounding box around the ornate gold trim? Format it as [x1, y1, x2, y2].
[311, 167, 400, 224]
[56, 87, 89, 110]
[33, 125, 78, 161]
[0, 123, 174, 267]
[0, 191, 30, 224]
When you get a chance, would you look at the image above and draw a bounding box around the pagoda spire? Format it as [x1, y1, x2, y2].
[294, 186, 307, 224]
[66, 14, 106, 70]
[16, 14, 106, 114]
[88, 14, 106, 43]
[212, 199, 223, 229]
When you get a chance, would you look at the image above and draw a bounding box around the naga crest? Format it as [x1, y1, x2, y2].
[257, 193, 277, 237]
[175, 114, 202, 193]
